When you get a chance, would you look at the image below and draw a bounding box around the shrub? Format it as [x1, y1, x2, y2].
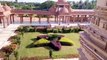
[60, 37, 74, 46]
[28, 26, 35, 32]
[0, 51, 5, 58]
[72, 28, 82, 33]
[48, 34, 59, 40]
[52, 28, 58, 33]
[58, 28, 62, 33]
[11, 36, 21, 45]
[34, 39, 50, 46]
[62, 27, 70, 33]
[46, 28, 53, 33]
[49, 40, 61, 51]
[1, 45, 14, 54]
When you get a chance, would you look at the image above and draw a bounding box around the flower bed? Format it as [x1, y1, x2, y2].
[34, 38, 50, 46]
[34, 34, 74, 51]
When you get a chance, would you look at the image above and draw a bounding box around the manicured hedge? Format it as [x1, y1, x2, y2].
[49, 40, 61, 51]
[60, 37, 74, 46]
[34, 39, 50, 46]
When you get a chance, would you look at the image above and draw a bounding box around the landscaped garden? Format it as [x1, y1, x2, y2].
[0, 26, 81, 60]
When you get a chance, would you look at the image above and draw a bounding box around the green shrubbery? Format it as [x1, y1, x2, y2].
[60, 37, 74, 46]
[34, 39, 50, 46]
[34, 36, 74, 47]
[17, 26, 83, 33]
[47, 27, 82, 33]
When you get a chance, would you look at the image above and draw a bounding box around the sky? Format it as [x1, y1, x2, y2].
[0, 0, 92, 3]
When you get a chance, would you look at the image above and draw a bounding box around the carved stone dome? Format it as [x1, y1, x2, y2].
[58, 0, 66, 2]
[59, 7, 69, 14]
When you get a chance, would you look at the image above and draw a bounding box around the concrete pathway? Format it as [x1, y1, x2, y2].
[45, 58, 79, 60]
[0, 24, 20, 49]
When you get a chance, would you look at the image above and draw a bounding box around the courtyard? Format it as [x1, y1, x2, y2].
[19, 33, 80, 59]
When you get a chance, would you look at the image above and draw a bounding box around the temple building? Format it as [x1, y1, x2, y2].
[79, 0, 107, 60]
[0, 0, 94, 28]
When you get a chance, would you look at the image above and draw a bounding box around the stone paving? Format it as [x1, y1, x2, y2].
[0, 24, 20, 49]
[44, 58, 79, 60]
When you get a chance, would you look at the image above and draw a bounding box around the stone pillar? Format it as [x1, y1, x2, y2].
[63, 16, 65, 23]
[2, 17, 5, 28]
[81, 15, 84, 22]
[77, 15, 79, 22]
[70, 16, 72, 23]
[6, 17, 9, 25]
[47, 16, 49, 23]
[38, 16, 41, 23]
[55, 16, 57, 23]
[12, 15, 15, 23]
[73, 15, 76, 22]
[10, 15, 12, 24]
[0, 17, 2, 23]
[19, 14, 24, 23]
[29, 14, 33, 23]
[20, 17, 23, 23]
[84, 15, 87, 22]
[56, 16, 58, 23]
[58, 16, 60, 25]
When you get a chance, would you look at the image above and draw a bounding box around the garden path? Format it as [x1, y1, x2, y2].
[45, 58, 79, 60]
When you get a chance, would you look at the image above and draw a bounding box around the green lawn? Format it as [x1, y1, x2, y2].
[18, 32, 80, 59]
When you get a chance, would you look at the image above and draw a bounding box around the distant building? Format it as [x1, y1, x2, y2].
[79, 0, 107, 60]
[0, 0, 94, 28]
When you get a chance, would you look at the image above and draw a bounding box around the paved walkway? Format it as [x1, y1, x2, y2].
[0, 24, 20, 49]
[45, 58, 79, 60]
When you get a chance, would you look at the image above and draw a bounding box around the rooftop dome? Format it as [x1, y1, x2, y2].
[0, 3, 5, 12]
[58, 0, 66, 2]
[59, 7, 69, 14]
[3, 4, 11, 11]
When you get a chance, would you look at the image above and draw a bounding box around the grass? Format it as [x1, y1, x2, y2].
[17, 32, 80, 59]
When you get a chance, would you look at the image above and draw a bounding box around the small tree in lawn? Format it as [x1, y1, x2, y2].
[14, 51, 19, 60]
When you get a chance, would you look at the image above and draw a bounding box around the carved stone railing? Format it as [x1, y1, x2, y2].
[80, 32, 107, 59]
[11, 9, 52, 15]
[82, 43, 104, 60]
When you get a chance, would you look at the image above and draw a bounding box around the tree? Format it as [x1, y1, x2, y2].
[40, 1, 55, 10]
[15, 0, 18, 3]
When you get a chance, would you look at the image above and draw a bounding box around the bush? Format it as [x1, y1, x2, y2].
[52, 28, 58, 33]
[28, 26, 35, 32]
[72, 28, 82, 33]
[0, 51, 5, 58]
[49, 40, 61, 51]
[60, 37, 74, 46]
[62, 27, 70, 33]
[46, 28, 53, 33]
[11, 36, 21, 45]
[34, 39, 50, 46]
[48, 34, 59, 40]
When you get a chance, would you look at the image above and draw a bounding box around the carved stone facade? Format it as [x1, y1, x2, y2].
[79, 0, 107, 60]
